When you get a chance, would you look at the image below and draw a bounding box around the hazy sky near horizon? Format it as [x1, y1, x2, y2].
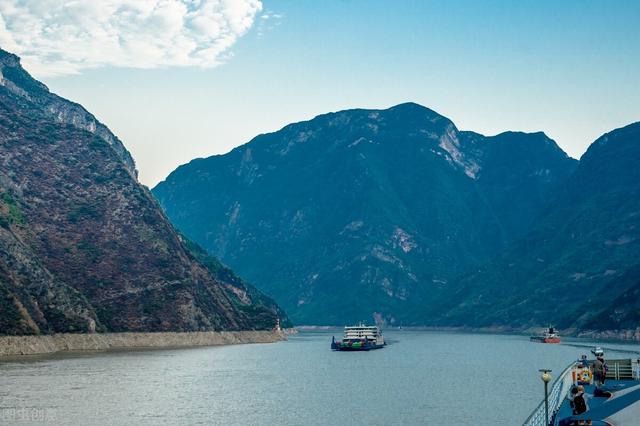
[5, 0, 639, 186]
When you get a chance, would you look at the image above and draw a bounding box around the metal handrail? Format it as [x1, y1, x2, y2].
[523, 362, 576, 426]
[604, 359, 634, 380]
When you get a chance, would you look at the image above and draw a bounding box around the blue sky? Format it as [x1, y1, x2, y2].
[8, 0, 639, 186]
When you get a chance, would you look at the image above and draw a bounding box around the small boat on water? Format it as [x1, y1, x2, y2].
[331, 323, 386, 351]
[530, 326, 561, 344]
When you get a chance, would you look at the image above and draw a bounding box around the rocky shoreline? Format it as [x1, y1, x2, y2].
[0, 330, 287, 357]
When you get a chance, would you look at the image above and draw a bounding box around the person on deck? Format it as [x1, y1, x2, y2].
[592, 356, 605, 387]
[580, 354, 589, 368]
[569, 385, 589, 416]
[569, 387, 578, 414]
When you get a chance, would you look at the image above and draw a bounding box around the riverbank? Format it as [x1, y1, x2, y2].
[295, 325, 640, 342]
[575, 328, 640, 342]
[0, 330, 287, 357]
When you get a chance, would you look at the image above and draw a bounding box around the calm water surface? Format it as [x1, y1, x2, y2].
[1, 331, 638, 425]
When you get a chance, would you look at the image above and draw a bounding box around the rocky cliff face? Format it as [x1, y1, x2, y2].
[0, 48, 288, 335]
[153, 103, 576, 325]
[0, 51, 135, 175]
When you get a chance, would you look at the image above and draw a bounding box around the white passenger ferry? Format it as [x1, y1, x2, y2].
[331, 323, 386, 351]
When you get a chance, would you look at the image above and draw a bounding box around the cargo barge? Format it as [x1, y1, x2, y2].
[530, 326, 561, 344]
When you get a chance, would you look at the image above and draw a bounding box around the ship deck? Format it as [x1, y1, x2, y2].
[553, 380, 640, 425]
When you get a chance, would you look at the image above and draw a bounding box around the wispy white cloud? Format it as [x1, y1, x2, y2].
[257, 10, 283, 38]
[0, 0, 263, 77]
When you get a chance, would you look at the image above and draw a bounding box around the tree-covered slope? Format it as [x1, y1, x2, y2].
[441, 122, 640, 329]
[0, 48, 287, 335]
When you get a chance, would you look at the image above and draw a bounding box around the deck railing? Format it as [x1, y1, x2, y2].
[523, 358, 639, 426]
[523, 362, 576, 426]
[604, 359, 634, 380]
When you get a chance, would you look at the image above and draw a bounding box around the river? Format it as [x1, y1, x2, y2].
[1, 330, 638, 425]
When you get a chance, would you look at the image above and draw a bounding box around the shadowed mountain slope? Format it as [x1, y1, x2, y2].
[440, 122, 640, 330]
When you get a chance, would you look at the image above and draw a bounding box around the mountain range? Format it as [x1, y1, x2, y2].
[1, 43, 636, 337]
[153, 102, 640, 333]
[0, 48, 288, 336]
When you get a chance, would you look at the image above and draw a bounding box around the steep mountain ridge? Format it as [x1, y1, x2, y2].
[154, 103, 576, 325]
[440, 122, 640, 329]
[0, 50, 135, 175]
[0, 48, 287, 335]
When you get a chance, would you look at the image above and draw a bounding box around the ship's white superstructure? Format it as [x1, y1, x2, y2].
[343, 323, 385, 346]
